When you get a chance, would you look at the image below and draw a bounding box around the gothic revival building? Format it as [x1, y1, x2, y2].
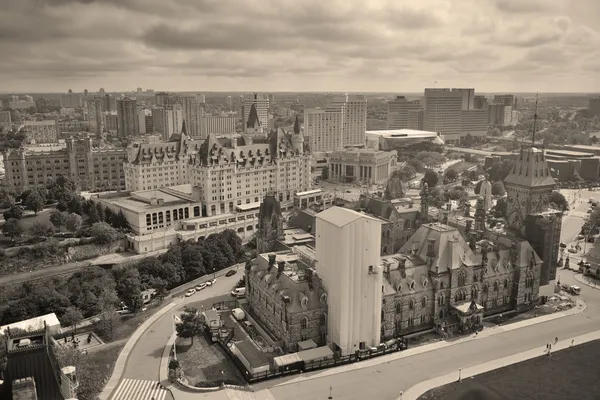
[256, 193, 284, 254]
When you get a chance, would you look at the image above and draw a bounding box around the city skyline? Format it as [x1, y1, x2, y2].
[0, 0, 599, 93]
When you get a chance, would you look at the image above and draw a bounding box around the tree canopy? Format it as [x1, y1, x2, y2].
[175, 307, 204, 345]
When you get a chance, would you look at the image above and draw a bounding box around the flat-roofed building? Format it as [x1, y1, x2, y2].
[22, 120, 59, 144]
[366, 129, 444, 151]
[328, 147, 398, 185]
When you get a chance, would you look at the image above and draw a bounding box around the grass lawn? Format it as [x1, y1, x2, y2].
[93, 301, 164, 343]
[418, 339, 600, 400]
[0, 207, 54, 247]
[86, 344, 124, 382]
[175, 334, 246, 386]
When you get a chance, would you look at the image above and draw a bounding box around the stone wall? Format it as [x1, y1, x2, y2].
[66, 239, 126, 262]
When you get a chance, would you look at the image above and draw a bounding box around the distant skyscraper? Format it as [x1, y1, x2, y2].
[474, 95, 488, 110]
[116, 97, 138, 138]
[493, 94, 516, 109]
[86, 97, 104, 138]
[329, 94, 367, 148]
[588, 97, 600, 116]
[84, 89, 88, 97]
[242, 93, 269, 133]
[59, 90, 82, 108]
[137, 87, 142, 94]
[226, 96, 233, 107]
[99, 88, 105, 96]
[452, 88, 475, 110]
[155, 92, 170, 106]
[179, 95, 204, 138]
[198, 115, 237, 138]
[386, 96, 424, 130]
[152, 105, 183, 140]
[35, 98, 47, 113]
[424, 88, 464, 144]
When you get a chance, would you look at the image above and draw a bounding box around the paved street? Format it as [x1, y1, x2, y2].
[119, 270, 243, 382]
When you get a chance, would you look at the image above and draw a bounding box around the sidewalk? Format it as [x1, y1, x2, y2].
[159, 299, 586, 400]
[573, 272, 600, 290]
[400, 329, 600, 400]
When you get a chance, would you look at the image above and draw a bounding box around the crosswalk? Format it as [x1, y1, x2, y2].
[111, 379, 169, 400]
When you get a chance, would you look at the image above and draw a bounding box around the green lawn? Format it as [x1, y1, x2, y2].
[418, 339, 600, 400]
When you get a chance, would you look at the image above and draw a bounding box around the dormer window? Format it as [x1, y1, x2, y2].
[410, 281, 415, 291]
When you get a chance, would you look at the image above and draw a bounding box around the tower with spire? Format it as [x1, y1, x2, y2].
[420, 183, 430, 224]
[245, 103, 263, 135]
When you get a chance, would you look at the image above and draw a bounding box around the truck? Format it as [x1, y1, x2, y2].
[231, 287, 246, 298]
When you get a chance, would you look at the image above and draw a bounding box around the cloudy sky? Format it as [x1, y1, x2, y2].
[1, 0, 599, 93]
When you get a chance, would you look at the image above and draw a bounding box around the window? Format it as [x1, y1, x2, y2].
[458, 271, 466, 287]
[440, 281, 445, 289]
[300, 317, 308, 329]
[320, 313, 326, 326]
[396, 303, 402, 314]
[194, 206, 200, 217]
[409, 299, 415, 310]
[494, 281, 499, 291]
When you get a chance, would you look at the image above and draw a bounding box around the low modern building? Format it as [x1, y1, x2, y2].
[366, 129, 444, 151]
[327, 148, 398, 185]
[3, 138, 127, 194]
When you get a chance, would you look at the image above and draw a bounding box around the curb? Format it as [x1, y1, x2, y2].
[573, 272, 600, 290]
[400, 329, 600, 400]
[159, 332, 177, 387]
[98, 301, 179, 400]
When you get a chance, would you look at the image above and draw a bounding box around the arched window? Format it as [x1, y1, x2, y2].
[471, 285, 479, 299]
[410, 281, 416, 290]
[440, 281, 445, 289]
[320, 313, 326, 326]
[438, 294, 445, 306]
[396, 303, 402, 314]
[421, 297, 426, 308]
[494, 281, 499, 291]
[458, 271, 466, 287]
[504, 279, 509, 289]
[409, 299, 415, 310]
[300, 316, 308, 329]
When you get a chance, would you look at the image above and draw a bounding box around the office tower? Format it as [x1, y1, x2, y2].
[35, 98, 47, 113]
[268, 93, 276, 104]
[99, 88, 105, 96]
[103, 94, 116, 112]
[60, 89, 82, 108]
[103, 112, 118, 135]
[152, 105, 183, 140]
[494, 94, 516, 108]
[242, 93, 269, 132]
[84, 89, 88, 97]
[452, 88, 475, 110]
[304, 107, 343, 152]
[198, 115, 236, 138]
[116, 97, 138, 138]
[155, 92, 171, 106]
[138, 109, 152, 134]
[0, 111, 12, 127]
[386, 96, 424, 129]
[86, 97, 104, 138]
[179, 95, 204, 138]
[424, 88, 464, 142]
[226, 96, 233, 107]
[474, 95, 488, 110]
[137, 87, 143, 94]
[329, 94, 367, 148]
[589, 97, 600, 116]
[316, 207, 383, 355]
[198, 94, 206, 103]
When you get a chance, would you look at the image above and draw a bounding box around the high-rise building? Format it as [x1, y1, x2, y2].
[242, 93, 269, 132]
[103, 94, 116, 112]
[35, 97, 47, 113]
[138, 109, 152, 134]
[386, 96, 424, 130]
[226, 96, 233, 107]
[59, 89, 82, 108]
[316, 207, 383, 355]
[494, 94, 516, 108]
[589, 97, 600, 116]
[329, 94, 367, 148]
[0, 111, 12, 129]
[179, 95, 204, 138]
[198, 115, 237, 138]
[424, 88, 464, 143]
[85, 98, 104, 138]
[116, 97, 138, 138]
[21, 120, 59, 144]
[155, 92, 171, 106]
[99, 88, 105, 96]
[152, 105, 183, 140]
[453, 88, 475, 110]
[103, 112, 118, 135]
[8, 95, 36, 110]
[461, 110, 488, 137]
[474, 95, 488, 110]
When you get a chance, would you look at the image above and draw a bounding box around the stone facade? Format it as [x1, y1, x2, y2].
[256, 194, 284, 254]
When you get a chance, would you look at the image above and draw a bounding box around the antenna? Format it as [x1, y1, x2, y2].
[531, 93, 539, 146]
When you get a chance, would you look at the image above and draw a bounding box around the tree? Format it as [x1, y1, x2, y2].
[0, 186, 15, 209]
[445, 168, 458, 182]
[491, 181, 506, 196]
[49, 210, 67, 230]
[572, 170, 584, 182]
[95, 202, 105, 222]
[54, 341, 106, 400]
[24, 190, 45, 215]
[67, 196, 83, 215]
[422, 169, 439, 187]
[181, 244, 205, 280]
[60, 306, 84, 332]
[2, 218, 24, 241]
[28, 220, 55, 238]
[89, 222, 118, 244]
[397, 165, 416, 181]
[548, 191, 569, 212]
[104, 206, 114, 223]
[65, 213, 83, 233]
[56, 200, 68, 212]
[137, 257, 182, 289]
[3, 205, 23, 220]
[406, 158, 425, 173]
[175, 307, 204, 345]
[494, 197, 507, 218]
[87, 203, 100, 223]
[113, 268, 145, 313]
[487, 160, 515, 182]
[65, 267, 119, 318]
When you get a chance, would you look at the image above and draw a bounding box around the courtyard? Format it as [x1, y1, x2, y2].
[417, 339, 600, 400]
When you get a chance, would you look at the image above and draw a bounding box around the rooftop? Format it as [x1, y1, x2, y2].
[366, 129, 439, 138]
[316, 206, 381, 228]
[99, 188, 197, 213]
[0, 313, 60, 336]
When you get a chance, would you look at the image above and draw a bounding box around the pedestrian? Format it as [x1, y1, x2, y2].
[555, 337, 558, 344]
[571, 339, 575, 347]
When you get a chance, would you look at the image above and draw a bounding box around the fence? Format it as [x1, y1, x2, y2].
[217, 336, 405, 384]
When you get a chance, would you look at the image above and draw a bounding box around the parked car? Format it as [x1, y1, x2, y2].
[206, 278, 216, 286]
[195, 283, 207, 291]
[185, 289, 196, 297]
[560, 242, 567, 248]
[231, 287, 246, 298]
[568, 248, 578, 253]
[225, 269, 237, 277]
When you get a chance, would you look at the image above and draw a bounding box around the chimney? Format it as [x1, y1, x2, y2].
[398, 257, 406, 276]
[442, 210, 449, 225]
[276, 261, 285, 278]
[481, 242, 488, 266]
[267, 254, 276, 272]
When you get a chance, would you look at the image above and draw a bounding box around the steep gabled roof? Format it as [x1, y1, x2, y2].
[197, 133, 224, 165]
[246, 103, 261, 128]
[503, 147, 555, 188]
[293, 115, 300, 135]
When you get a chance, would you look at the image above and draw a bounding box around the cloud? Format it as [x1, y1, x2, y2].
[0, 0, 598, 92]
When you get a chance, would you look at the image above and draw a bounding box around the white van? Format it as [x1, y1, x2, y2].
[231, 287, 246, 298]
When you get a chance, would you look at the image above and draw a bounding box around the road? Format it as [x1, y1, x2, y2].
[258, 269, 600, 400]
[120, 269, 243, 382]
